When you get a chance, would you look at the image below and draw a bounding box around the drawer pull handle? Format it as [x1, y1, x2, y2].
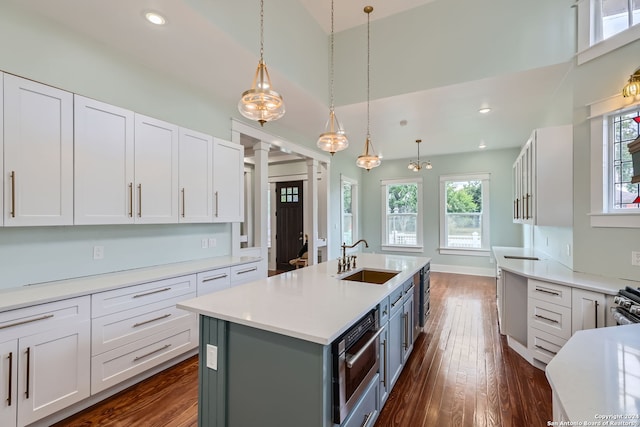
[535, 344, 557, 355]
[6, 352, 12, 406]
[237, 267, 257, 275]
[403, 313, 409, 350]
[535, 314, 559, 324]
[133, 344, 172, 362]
[361, 411, 375, 427]
[0, 314, 54, 330]
[138, 184, 142, 217]
[133, 313, 172, 328]
[10, 171, 16, 218]
[128, 183, 133, 218]
[203, 274, 228, 283]
[132, 287, 171, 299]
[214, 191, 219, 218]
[391, 294, 403, 308]
[535, 288, 560, 297]
[25, 348, 30, 399]
[346, 327, 384, 369]
[405, 285, 414, 295]
[181, 188, 186, 218]
[381, 339, 387, 387]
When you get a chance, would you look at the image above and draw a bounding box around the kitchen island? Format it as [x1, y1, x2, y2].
[178, 253, 430, 427]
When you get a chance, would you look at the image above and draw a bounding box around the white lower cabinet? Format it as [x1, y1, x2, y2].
[571, 288, 606, 334]
[197, 267, 231, 296]
[230, 261, 261, 287]
[90, 275, 197, 394]
[0, 297, 90, 427]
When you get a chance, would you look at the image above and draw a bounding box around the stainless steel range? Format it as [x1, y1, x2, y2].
[612, 286, 640, 324]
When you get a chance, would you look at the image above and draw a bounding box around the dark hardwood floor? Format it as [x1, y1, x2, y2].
[54, 272, 551, 427]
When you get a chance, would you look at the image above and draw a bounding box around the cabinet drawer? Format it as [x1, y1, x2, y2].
[403, 277, 415, 302]
[0, 296, 90, 340]
[92, 275, 196, 317]
[341, 373, 379, 427]
[389, 287, 404, 316]
[528, 299, 572, 339]
[528, 327, 567, 365]
[91, 293, 196, 356]
[197, 267, 231, 296]
[528, 279, 571, 308]
[91, 322, 197, 394]
[230, 262, 260, 286]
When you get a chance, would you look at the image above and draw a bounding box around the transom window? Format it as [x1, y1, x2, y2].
[380, 178, 423, 252]
[597, 0, 640, 41]
[439, 174, 490, 255]
[609, 108, 640, 210]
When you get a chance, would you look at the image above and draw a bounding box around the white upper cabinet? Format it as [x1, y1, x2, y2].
[512, 125, 573, 227]
[179, 128, 213, 223]
[74, 96, 135, 225]
[213, 138, 244, 223]
[3, 74, 73, 226]
[134, 114, 179, 224]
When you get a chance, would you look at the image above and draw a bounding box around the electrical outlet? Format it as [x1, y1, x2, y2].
[201, 239, 208, 249]
[632, 251, 640, 267]
[93, 246, 104, 260]
[206, 344, 218, 370]
[208, 238, 216, 248]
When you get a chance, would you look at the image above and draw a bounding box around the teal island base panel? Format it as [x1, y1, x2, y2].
[198, 315, 334, 427]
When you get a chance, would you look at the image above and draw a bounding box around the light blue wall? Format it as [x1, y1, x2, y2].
[571, 39, 640, 281]
[357, 148, 522, 273]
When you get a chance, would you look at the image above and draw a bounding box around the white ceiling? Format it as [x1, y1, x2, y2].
[5, 0, 572, 162]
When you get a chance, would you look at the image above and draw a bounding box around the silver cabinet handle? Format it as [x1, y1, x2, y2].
[133, 344, 171, 362]
[128, 183, 133, 217]
[137, 184, 142, 217]
[10, 171, 16, 218]
[0, 314, 54, 330]
[381, 338, 387, 387]
[133, 313, 171, 328]
[535, 287, 560, 297]
[132, 287, 171, 299]
[202, 274, 228, 283]
[237, 267, 257, 275]
[346, 327, 384, 369]
[214, 191, 219, 218]
[181, 188, 186, 218]
[361, 411, 375, 427]
[403, 313, 409, 350]
[535, 314, 559, 324]
[6, 352, 12, 406]
[535, 344, 557, 355]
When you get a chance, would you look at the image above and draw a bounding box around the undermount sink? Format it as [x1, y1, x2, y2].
[341, 269, 400, 285]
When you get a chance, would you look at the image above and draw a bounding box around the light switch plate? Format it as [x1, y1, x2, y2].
[206, 344, 218, 370]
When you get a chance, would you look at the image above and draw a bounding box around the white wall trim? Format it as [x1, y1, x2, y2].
[430, 263, 496, 278]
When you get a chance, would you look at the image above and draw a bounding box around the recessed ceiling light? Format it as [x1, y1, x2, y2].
[399, 120, 408, 126]
[478, 107, 492, 114]
[478, 141, 487, 149]
[144, 12, 166, 26]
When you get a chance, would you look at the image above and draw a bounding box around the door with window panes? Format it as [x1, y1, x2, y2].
[276, 181, 304, 271]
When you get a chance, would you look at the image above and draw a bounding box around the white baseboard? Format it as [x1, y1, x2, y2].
[430, 263, 496, 277]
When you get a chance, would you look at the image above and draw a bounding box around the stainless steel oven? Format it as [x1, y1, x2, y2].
[332, 308, 382, 424]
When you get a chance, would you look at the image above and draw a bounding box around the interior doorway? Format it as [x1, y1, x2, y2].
[275, 180, 304, 271]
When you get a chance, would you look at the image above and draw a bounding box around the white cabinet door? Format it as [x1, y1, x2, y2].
[179, 128, 213, 223]
[17, 321, 90, 426]
[134, 114, 179, 224]
[74, 96, 135, 224]
[213, 138, 244, 223]
[3, 74, 73, 226]
[571, 288, 606, 334]
[0, 340, 17, 427]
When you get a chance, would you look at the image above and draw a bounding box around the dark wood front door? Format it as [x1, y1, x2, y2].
[276, 181, 304, 271]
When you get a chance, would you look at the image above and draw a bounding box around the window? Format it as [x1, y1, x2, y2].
[439, 174, 490, 256]
[341, 175, 358, 246]
[610, 108, 640, 210]
[577, 0, 640, 64]
[381, 178, 423, 252]
[588, 96, 640, 227]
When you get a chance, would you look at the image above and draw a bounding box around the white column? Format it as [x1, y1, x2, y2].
[305, 159, 319, 265]
[253, 141, 270, 250]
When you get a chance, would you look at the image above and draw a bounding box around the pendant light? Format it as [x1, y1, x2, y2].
[356, 6, 381, 171]
[317, 0, 348, 155]
[622, 67, 640, 98]
[407, 139, 432, 171]
[238, 0, 285, 126]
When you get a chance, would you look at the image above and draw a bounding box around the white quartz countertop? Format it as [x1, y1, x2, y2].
[493, 246, 638, 295]
[546, 324, 640, 424]
[178, 253, 430, 345]
[0, 256, 261, 312]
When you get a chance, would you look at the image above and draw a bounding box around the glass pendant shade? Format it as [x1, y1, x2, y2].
[356, 137, 381, 171]
[407, 139, 432, 171]
[238, 60, 285, 126]
[317, 110, 348, 155]
[622, 68, 640, 98]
